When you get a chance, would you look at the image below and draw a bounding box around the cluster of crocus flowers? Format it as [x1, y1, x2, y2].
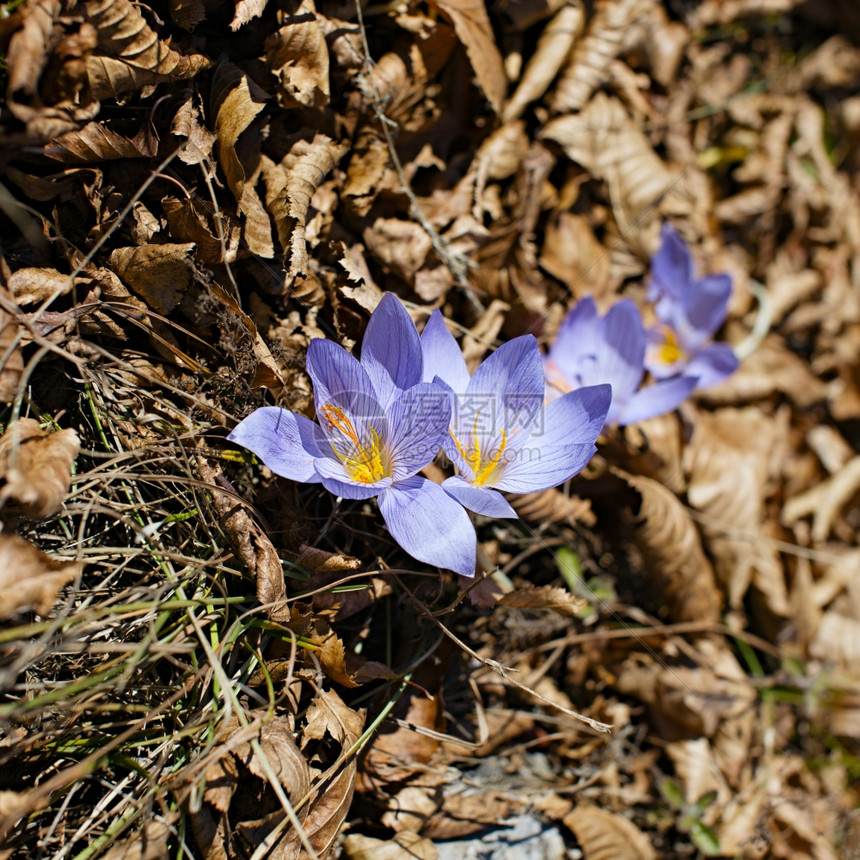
[544, 224, 738, 427]
[228, 294, 610, 578]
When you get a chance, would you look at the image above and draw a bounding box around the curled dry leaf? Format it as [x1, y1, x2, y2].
[0, 418, 80, 520]
[99, 817, 177, 860]
[508, 488, 596, 527]
[231, 0, 268, 29]
[265, 0, 330, 109]
[563, 802, 656, 860]
[541, 93, 682, 242]
[170, 95, 217, 164]
[503, 3, 585, 122]
[342, 830, 438, 860]
[499, 585, 586, 616]
[211, 59, 273, 257]
[162, 196, 241, 265]
[301, 689, 365, 857]
[83, 0, 210, 101]
[262, 135, 348, 288]
[196, 457, 288, 622]
[108, 243, 196, 315]
[429, 0, 506, 114]
[550, 0, 642, 115]
[7, 267, 74, 306]
[685, 407, 789, 614]
[42, 121, 157, 163]
[615, 469, 722, 624]
[0, 532, 82, 619]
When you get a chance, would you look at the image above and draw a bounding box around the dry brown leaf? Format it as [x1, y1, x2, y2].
[7, 267, 74, 306]
[265, 0, 330, 108]
[0, 284, 24, 403]
[168, 0, 208, 30]
[262, 135, 348, 288]
[563, 802, 656, 860]
[108, 243, 196, 315]
[615, 469, 723, 623]
[170, 94, 217, 164]
[42, 121, 157, 163]
[0, 418, 80, 520]
[430, 0, 506, 113]
[301, 689, 364, 857]
[5, 0, 61, 106]
[551, 0, 643, 114]
[539, 213, 612, 303]
[503, 3, 585, 122]
[161, 196, 240, 264]
[0, 532, 82, 619]
[242, 718, 310, 804]
[231, 0, 268, 29]
[499, 584, 586, 615]
[684, 407, 789, 614]
[83, 0, 210, 101]
[783, 455, 860, 544]
[363, 217, 433, 285]
[196, 457, 288, 622]
[541, 93, 683, 243]
[211, 59, 273, 257]
[342, 830, 438, 860]
[508, 487, 596, 527]
[809, 611, 860, 668]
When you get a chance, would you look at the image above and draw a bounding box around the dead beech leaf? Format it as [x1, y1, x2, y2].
[342, 830, 438, 860]
[231, 0, 268, 29]
[242, 718, 310, 804]
[5, 0, 61, 106]
[83, 0, 210, 101]
[563, 802, 656, 860]
[0, 532, 82, 619]
[503, 3, 584, 122]
[685, 407, 789, 614]
[162, 196, 240, 265]
[508, 488, 596, 527]
[363, 217, 432, 284]
[265, 0, 330, 108]
[541, 93, 682, 241]
[262, 135, 348, 288]
[7, 267, 74, 306]
[499, 585, 586, 615]
[430, 0, 506, 114]
[211, 59, 273, 257]
[615, 469, 722, 624]
[0, 418, 80, 520]
[0, 284, 24, 403]
[42, 121, 157, 163]
[301, 689, 365, 857]
[196, 457, 288, 622]
[108, 243, 196, 315]
[551, 0, 639, 114]
[170, 95, 217, 164]
[784, 455, 860, 543]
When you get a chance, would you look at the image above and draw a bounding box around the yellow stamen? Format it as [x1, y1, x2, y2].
[321, 404, 387, 483]
[657, 328, 685, 365]
[449, 411, 508, 488]
[473, 430, 506, 487]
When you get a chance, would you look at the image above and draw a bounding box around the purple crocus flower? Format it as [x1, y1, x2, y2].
[644, 224, 739, 388]
[227, 294, 478, 577]
[544, 296, 697, 427]
[421, 311, 611, 518]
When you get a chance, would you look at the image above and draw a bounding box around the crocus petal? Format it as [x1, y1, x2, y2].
[420, 310, 471, 392]
[465, 335, 545, 435]
[378, 476, 477, 577]
[227, 407, 324, 483]
[648, 223, 692, 303]
[442, 476, 518, 518]
[315, 458, 393, 499]
[491, 384, 611, 493]
[361, 293, 423, 407]
[387, 382, 452, 480]
[683, 273, 732, 338]
[306, 338, 385, 434]
[617, 375, 698, 425]
[685, 343, 739, 388]
[593, 301, 646, 400]
[547, 296, 601, 383]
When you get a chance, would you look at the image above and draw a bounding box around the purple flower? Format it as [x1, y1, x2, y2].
[544, 297, 697, 427]
[421, 311, 611, 517]
[228, 294, 477, 577]
[645, 224, 739, 388]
